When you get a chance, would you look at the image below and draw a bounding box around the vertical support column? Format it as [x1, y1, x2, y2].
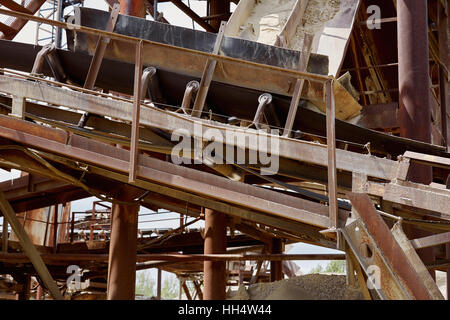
[52, 205, 58, 253]
[325, 80, 338, 230]
[10, 95, 26, 119]
[397, 0, 432, 183]
[129, 40, 144, 183]
[157, 268, 162, 300]
[2, 217, 7, 252]
[120, 0, 146, 18]
[438, 1, 448, 148]
[203, 208, 227, 300]
[270, 238, 283, 282]
[55, 0, 64, 49]
[106, 189, 140, 300]
[70, 211, 75, 243]
[397, 0, 435, 278]
[209, 0, 229, 30]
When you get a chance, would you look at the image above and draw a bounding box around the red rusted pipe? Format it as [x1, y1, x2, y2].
[203, 208, 227, 300]
[270, 238, 283, 281]
[397, 0, 432, 184]
[397, 0, 435, 278]
[106, 188, 140, 300]
[120, 0, 146, 18]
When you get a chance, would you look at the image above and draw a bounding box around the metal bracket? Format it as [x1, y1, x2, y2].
[191, 21, 227, 118]
[282, 33, 313, 137]
[252, 93, 272, 130]
[179, 80, 200, 114]
[140, 67, 157, 101]
[78, 3, 120, 128]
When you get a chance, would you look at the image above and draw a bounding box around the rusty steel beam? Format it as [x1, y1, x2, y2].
[410, 232, 450, 250]
[0, 0, 46, 41]
[283, 34, 313, 137]
[438, 1, 448, 148]
[0, 115, 339, 230]
[398, 0, 436, 276]
[270, 238, 283, 282]
[208, 0, 229, 30]
[120, 0, 146, 18]
[349, 193, 434, 300]
[203, 208, 227, 300]
[83, 3, 120, 90]
[0, 252, 346, 263]
[129, 40, 144, 183]
[191, 21, 226, 118]
[326, 80, 338, 229]
[398, 0, 432, 184]
[106, 187, 141, 300]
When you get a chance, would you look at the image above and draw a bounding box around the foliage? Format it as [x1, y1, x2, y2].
[309, 260, 346, 274]
[324, 260, 346, 274]
[161, 274, 180, 300]
[135, 270, 155, 297]
[309, 264, 323, 274]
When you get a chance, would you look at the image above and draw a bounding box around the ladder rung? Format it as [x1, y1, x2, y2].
[0, 0, 32, 14]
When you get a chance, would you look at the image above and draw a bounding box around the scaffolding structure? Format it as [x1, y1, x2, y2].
[0, 0, 448, 301]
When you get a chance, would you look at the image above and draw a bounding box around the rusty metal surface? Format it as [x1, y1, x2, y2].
[120, 0, 146, 18]
[349, 193, 434, 300]
[106, 187, 141, 300]
[64, 7, 329, 99]
[0, 41, 447, 159]
[203, 209, 227, 300]
[397, 0, 432, 184]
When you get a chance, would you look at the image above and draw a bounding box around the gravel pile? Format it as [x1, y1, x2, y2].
[229, 274, 364, 300]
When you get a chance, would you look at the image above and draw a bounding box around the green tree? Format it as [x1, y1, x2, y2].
[324, 260, 346, 274]
[309, 264, 323, 274]
[135, 270, 156, 298]
[161, 275, 180, 300]
[309, 260, 346, 274]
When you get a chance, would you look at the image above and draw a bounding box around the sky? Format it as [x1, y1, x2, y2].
[0, 1, 342, 290]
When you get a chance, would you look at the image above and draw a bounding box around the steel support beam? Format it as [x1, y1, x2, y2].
[349, 193, 434, 299]
[270, 238, 283, 282]
[398, 0, 432, 184]
[208, 0, 229, 30]
[438, 1, 448, 148]
[398, 0, 435, 277]
[203, 208, 227, 300]
[106, 188, 140, 300]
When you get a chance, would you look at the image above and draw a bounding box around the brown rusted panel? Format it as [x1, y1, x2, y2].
[57, 203, 71, 244]
[349, 193, 433, 300]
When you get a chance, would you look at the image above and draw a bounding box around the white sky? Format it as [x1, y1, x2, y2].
[0, 1, 341, 280]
